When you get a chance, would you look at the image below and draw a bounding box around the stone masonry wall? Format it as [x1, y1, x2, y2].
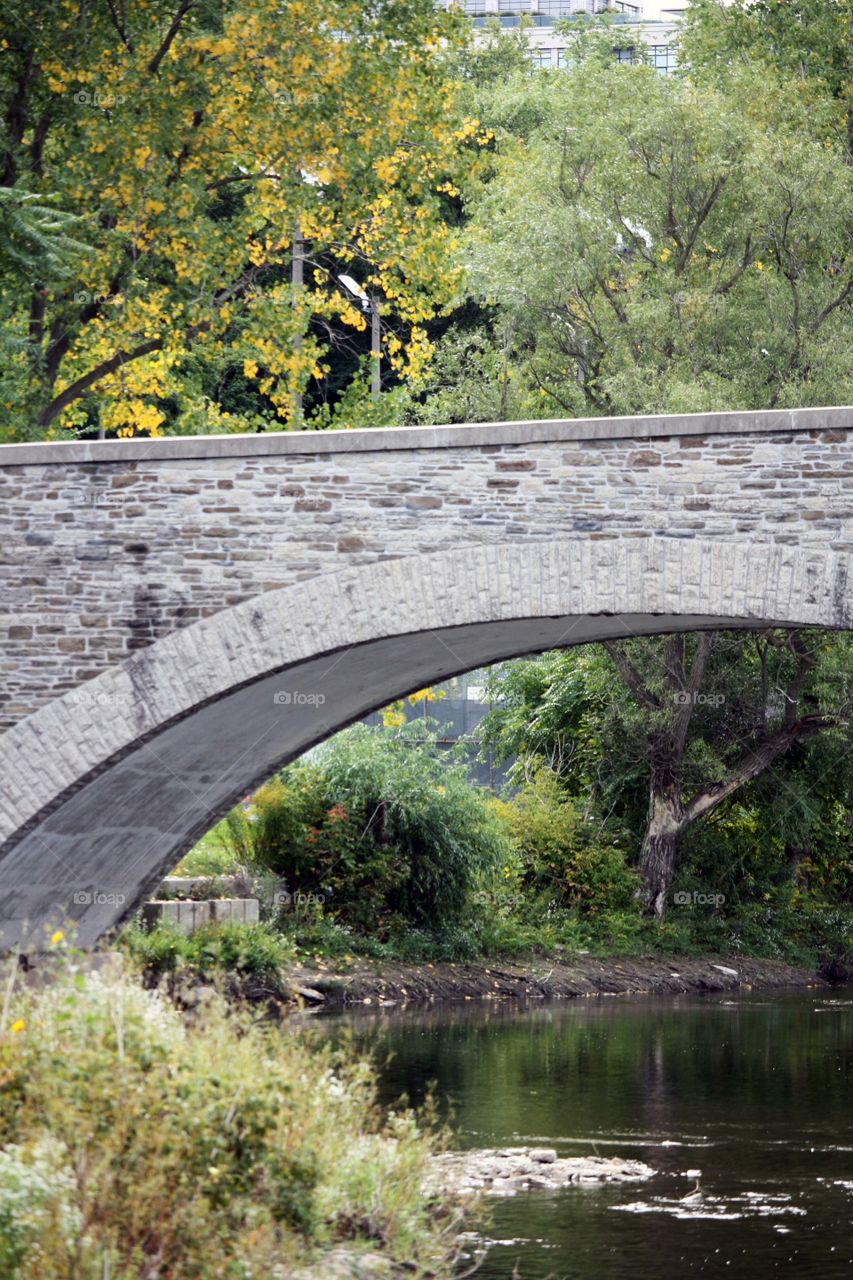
[2, 409, 853, 732]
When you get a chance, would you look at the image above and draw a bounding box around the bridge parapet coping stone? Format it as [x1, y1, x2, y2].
[1, 405, 851, 466]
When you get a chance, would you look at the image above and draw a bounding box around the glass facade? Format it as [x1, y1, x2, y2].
[450, 1, 640, 14]
[539, 0, 605, 12]
[439, 2, 676, 74]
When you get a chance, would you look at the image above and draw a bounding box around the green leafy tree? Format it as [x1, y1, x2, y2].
[411, 34, 852, 422]
[481, 631, 853, 917]
[683, 0, 853, 158]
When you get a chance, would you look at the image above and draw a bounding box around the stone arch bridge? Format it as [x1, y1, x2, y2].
[2, 404, 853, 948]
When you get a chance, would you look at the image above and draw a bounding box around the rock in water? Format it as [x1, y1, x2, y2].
[424, 1148, 654, 1197]
[529, 1148, 558, 1164]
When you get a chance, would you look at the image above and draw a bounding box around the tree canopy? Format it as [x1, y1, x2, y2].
[0, 0, 476, 438]
[406, 17, 853, 423]
[683, 0, 853, 156]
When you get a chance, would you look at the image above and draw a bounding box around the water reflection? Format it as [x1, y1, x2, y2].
[306, 988, 853, 1279]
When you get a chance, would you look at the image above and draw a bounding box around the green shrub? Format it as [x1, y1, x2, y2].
[224, 767, 329, 880]
[185, 921, 295, 978]
[321, 727, 510, 928]
[120, 920, 186, 977]
[224, 725, 512, 933]
[120, 921, 294, 982]
[0, 953, 459, 1279]
[494, 767, 637, 913]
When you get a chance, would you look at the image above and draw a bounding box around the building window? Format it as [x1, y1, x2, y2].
[614, 46, 635, 64]
[538, 0, 582, 14]
[649, 44, 677, 73]
[536, 0, 617, 12]
[530, 48, 554, 68]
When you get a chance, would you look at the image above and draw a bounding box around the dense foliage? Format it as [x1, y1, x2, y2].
[683, 0, 853, 155]
[222, 724, 512, 937]
[0, 0, 474, 438]
[7, 2, 850, 439]
[396, 8, 853, 424]
[480, 630, 853, 920]
[0, 948, 460, 1278]
[490, 767, 637, 913]
[167, 682, 851, 973]
[120, 920, 295, 984]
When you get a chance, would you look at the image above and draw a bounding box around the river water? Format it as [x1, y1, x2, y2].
[317, 988, 853, 1279]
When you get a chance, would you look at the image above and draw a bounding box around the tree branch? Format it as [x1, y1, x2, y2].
[809, 276, 853, 334]
[671, 631, 716, 753]
[38, 338, 164, 427]
[682, 713, 833, 829]
[148, 0, 196, 77]
[676, 175, 727, 273]
[39, 256, 283, 425]
[712, 234, 753, 297]
[782, 629, 818, 730]
[105, 0, 134, 54]
[604, 641, 661, 711]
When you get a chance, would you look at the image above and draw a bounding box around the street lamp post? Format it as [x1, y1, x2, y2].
[339, 273, 381, 400]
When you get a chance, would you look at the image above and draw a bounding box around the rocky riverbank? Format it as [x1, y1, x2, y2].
[286, 952, 828, 1010]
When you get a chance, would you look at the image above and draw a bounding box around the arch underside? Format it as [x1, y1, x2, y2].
[1, 536, 850, 949]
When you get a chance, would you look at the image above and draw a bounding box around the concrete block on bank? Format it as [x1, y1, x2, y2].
[141, 896, 259, 934]
[161, 876, 244, 897]
[209, 898, 259, 926]
[142, 898, 210, 934]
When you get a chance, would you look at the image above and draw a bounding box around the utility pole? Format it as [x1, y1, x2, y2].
[291, 220, 304, 425]
[370, 295, 381, 399]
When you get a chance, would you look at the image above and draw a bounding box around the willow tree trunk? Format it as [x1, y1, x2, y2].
[639, 774, 684, 919]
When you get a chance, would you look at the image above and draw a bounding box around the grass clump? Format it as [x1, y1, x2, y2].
[119, 920, 295, 984]
[0, 951, 464, 1279]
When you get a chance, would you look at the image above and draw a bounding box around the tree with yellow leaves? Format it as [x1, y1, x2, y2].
[0, 0, 474, 438]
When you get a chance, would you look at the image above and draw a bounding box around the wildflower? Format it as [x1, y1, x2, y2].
[50, 930, 64, 945]
[10, 1020, 24, 1034]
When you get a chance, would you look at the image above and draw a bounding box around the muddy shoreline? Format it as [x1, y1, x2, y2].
[286, 953, 829, 1010]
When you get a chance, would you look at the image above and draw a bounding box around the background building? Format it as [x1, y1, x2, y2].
[439, 0, 685, 74]
[364, 669, 513, 791]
